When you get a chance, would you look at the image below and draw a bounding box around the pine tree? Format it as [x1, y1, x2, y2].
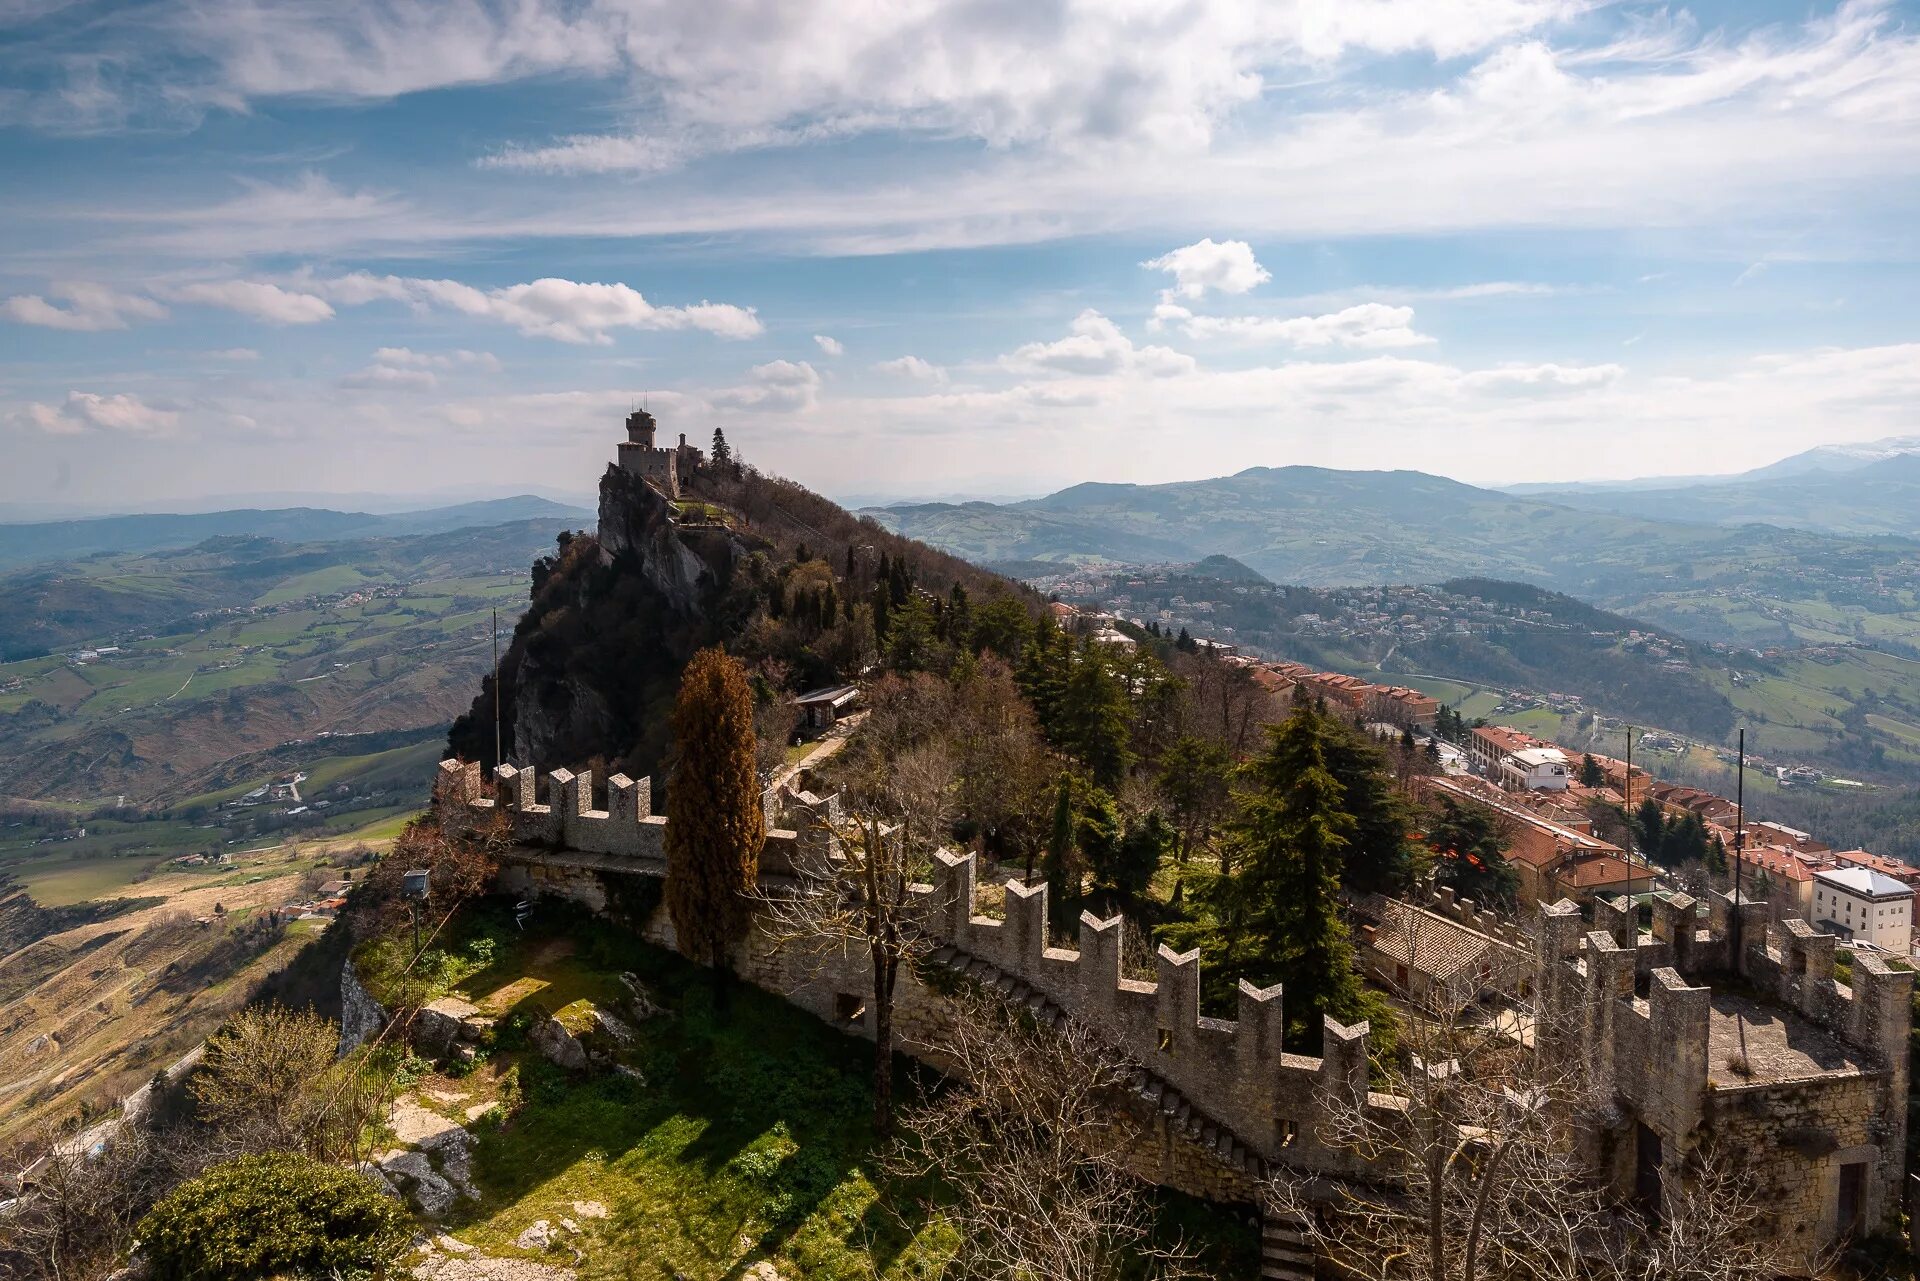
[1425, 795, 1520, 908]
[664, 648, 765, 974]
[1108, 810, 1171, 904]
[1164, 703, 1371, 1051]
[1059, 649, 1135, 789]
[1320, 717, 1418, 894]
[1635, 798, 1669, 866]
[1579, 753, 1606, 787]
[711, 428, 733, 470]
[1039, 775, 1077, 918]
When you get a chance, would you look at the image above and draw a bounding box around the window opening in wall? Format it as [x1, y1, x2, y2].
[1157, 1027, 1173, 1052]
[1276, 1119, 1298, 1148]
[1634, 1123, 1664, 1221]
[834, 992, 866, 1023]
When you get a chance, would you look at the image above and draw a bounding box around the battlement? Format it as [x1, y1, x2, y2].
[438, 757, 1914, 1245]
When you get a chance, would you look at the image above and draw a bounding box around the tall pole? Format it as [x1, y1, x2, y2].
[492, 605, 503, 771]
[1625, 725, 1637, 906]
[1733, 728, 1747, 956]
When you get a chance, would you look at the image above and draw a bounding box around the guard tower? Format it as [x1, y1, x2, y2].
[616, 408, 679, 499]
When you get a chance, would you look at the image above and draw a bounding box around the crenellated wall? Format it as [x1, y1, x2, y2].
[438, 759, 1914, 1255]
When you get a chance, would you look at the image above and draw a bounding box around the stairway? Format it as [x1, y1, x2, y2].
[1260, 1207, 1316, 1280]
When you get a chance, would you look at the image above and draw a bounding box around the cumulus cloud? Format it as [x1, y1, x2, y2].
[813, 334, 843, 356]
[305, 272, 761, 343]
[339, 346, 501, 390]
[1142, 239, 1271, 300]
[875, 355, 946, 383]
[166, 279, 334, 324]
[1, 282, 168, 331]
[712, 359, 822, 411]
[1003, 310, 1195, 379]
[22, 390, 180, 436]
[1159, 301, 1436, 349]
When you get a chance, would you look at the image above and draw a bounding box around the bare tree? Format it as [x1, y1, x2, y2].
[886, 982, 1200, 1281]
[190, 1005, 390, 1165]
[1269, 919, 1801, 1281]
[761, 737, 957, 1133]
[0, 1126, 168, 1281]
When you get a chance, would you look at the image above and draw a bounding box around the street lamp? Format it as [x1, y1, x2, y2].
[403, 867, 430, 954]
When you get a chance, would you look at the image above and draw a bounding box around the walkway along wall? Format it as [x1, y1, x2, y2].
[437, 760, 1913, 1257]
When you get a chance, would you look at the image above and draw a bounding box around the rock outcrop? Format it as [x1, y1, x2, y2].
[340, 959, 387, 1054]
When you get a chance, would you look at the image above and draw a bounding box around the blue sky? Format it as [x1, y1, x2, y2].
[3, 0, 1919, 513]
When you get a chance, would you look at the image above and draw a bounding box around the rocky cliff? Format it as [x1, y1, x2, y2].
[447, 465, 773, 784]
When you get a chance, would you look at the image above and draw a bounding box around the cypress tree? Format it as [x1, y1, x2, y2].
[664, 648, 765, 975]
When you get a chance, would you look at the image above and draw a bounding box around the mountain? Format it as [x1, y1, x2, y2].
[1505, 433, 1920, 496]
[0, 495, 593, 571]
[866, 466, 1920, 650]
[1514, 453, 1920, 539]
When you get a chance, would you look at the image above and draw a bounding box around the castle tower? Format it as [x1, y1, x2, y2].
[615, 408, 693, 500]
[626, 408, 657, 449]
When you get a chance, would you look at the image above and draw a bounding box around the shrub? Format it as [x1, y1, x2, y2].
[137, 1152, 410, 1281]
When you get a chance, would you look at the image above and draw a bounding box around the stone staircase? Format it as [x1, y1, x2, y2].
[925, 944, 1317, 1277]
[1260, 1206, 1316, 1280]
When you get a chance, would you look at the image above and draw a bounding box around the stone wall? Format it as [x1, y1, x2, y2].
[445, 759, 1915, 1257]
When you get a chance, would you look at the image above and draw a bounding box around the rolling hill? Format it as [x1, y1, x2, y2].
[1516, 453, 1920, 539]
[0, 495, 591, 571]
[867, 466, 1920, 651]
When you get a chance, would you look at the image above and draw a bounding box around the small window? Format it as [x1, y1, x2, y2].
[1276, 1119, 1299, 1148]
[834, 992, 866, 1023]
[1157, 1028, 1173, 1053]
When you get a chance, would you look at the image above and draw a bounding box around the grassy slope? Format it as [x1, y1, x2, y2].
[399, 907, 1257, 1280]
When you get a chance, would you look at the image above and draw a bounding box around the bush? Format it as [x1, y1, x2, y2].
[137, 1152, 410, 1281]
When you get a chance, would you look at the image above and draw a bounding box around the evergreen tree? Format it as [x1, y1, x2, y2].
[845, 544, 857, 579]
[1425, 795, 1520, 908]
[1165, 703, 1370, 1051]
[1016, 615, 1070, 738]
[1578, 753, 1606, 787]
[1038, 775, 1078, 921]
[1706, 833, 1729, 876]
[1175, 627, 1196, 652]
[1075, 787, 1123, 894]
[1635, 798, 1670, 866]
[1319, 717, 1418, 894]
[1108, 810, 1172, 904]
[969, 596, 1032, 662]
[1668, 811, 1711, 865]
[1058, 649, 1135, 788]
[885, 593, 941, 673]
[664, 648, 765, 974]
[1159, 735, 1232, 862]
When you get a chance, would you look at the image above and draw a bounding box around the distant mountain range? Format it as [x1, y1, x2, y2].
[1505, 451, 1920, 539]
[864, 465, 1920, 649]
[0, 495, 593, 571]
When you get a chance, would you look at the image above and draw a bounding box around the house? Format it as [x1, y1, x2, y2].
[791, 684, 862, 733]
[1500, 746, 1571, 792]
[1356, 895, 1528, 1012]
[1418, 775, 1643, 908]
[1367, 685, 1440, 729]
[1813, 868, 1914, 953]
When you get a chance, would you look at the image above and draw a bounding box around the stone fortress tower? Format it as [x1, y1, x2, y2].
[615, 408, 703, 500]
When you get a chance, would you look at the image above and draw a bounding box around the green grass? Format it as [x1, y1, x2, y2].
[422, 907, 1257, 1281]
[4, 849, 168, 904]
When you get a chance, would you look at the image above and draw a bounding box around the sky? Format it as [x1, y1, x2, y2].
[3, 0, 1920, 514]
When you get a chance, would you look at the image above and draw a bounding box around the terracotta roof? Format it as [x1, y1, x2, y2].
[1362, 897, 1514, 982]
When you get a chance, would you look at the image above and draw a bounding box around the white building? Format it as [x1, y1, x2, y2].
[1499, 746, 1571, 792]
[1812, 867, 1914, 954]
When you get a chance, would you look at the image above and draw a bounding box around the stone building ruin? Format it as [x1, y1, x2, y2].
[434, 757, 1913, 1269]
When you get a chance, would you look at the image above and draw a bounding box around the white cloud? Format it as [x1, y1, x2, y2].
[166, 279, 334, 324]
[712, 359, 822, 411]
[203, 347, 260, 360]
[1142, 239, 1271, 300]
[0, 282, 167, 331]
[813, 334, 843, 357]
[305, 272, 761, 343]
[21, 390, 179, 436]
[80, 0, 1575, 159]
[1162, 301, 1436, 349]
[339, 363, 438, 391]
[370, 346, 501, 372]
[875, 355, 945, 383]
[1003, 310, 1195, 379]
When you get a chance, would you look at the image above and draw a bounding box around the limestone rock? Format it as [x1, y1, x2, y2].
[617, 973, 665, 1021]
[531, 1014, 588, 1071]
[416, 996, 486, 1052]
[514, 1220, 555, 1252]
[570, 1201, 608, 1220]
[589, 1007, 636, 1045]
[340, 961, 388, 1054]
[744, 1263, 786, 1281]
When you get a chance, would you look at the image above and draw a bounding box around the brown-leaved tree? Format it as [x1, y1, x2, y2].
[664, 647, 765, 973]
